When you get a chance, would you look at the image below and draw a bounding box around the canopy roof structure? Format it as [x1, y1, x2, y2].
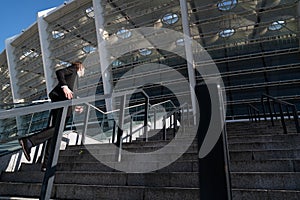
[0, 0, 299, 119]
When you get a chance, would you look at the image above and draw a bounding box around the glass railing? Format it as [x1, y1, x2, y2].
[148, 100, 177, 130]
[0, 100, 51, 159]
[73, 98, 182, 145]
[0, 100, 51, 144]
[77, 101, 148, 144]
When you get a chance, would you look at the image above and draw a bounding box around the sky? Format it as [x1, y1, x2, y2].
[0, 0, 65, 52]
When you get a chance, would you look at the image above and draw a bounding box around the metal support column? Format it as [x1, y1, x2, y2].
[37, 8, 57, 96]
[81, 105, 91, 145]
[179, 0, 197, 125]
[116, 95, 126, 162]
[196, 83, 232, 200]
[40, 106, 68, 200]
[93, 0, 113, 112]
[5, 35, 23, 135]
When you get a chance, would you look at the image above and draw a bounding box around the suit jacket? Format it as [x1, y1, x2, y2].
[49, 65, 78, 102]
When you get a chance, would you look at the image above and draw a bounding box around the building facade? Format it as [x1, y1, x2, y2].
[0, 0, 299, 137]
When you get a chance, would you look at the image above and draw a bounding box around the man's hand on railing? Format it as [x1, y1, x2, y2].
[62, 85, 73, 99]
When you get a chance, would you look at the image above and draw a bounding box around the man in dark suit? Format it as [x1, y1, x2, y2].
[19, 61, 85, 171]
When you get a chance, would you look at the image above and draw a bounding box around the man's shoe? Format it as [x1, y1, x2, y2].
[19, 138, 32, 161]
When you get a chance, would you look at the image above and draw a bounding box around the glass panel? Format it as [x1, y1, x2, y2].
[217, 0, 238, 11]
[162, 13, 179, 25]
[219, 29, 235, 37]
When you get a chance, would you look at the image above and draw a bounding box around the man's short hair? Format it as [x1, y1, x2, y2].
[72, 61, 84, 70]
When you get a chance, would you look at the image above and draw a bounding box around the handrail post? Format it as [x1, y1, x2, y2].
[173, 112, 177, 137]
[187, 104, 190, 126]
[292, 106, 300, 133]
[279, 103, 287, 134]
[116, 95, 126, 162]
[154, 110, 157, 130]
[261, 93, 300, 134]
[130, 117, 133, 143]
[254, 109, 257, 122]
[112, 121, 116, 144]
[248, 103, 260, 123]
[144, 95, 149, 142]
[250, 107, 254, 122]
[286, 105, 291, 120]
[247, 106, 252, 122]
[163, 116, 166, 140]
[261, 96, 267, 121]
[40, 106, 68, 200]
[81, 104, 91, 145]
[267, 97, 274, 126]
[273, 102, 278, 120]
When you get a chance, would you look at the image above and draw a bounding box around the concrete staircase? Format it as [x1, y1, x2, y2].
[227, 120, 300, 199]
[0, 120, 300, 199]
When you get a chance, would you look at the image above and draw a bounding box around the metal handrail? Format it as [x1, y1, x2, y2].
[261, 93, 300, 134]
[113, 100, 177, 144]
[0, 91, 187, 198]
[150, 99, 176, 110]
[79, 101, 146, 144]
[114, 90, 149, 162]
[79, 99, 176, 145]
[247, 103, 260, 122]
[0, 102, 50, 144]
[1, 93, 113, 200]
[0, 91, 159, 199]
[85, 101, 146, 115]
[162, 103, 189, 140]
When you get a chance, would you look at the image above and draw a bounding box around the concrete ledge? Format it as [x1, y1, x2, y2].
[232, 188, 300, 200]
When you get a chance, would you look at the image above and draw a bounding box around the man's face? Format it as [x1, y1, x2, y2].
[77, 65, 85, 77]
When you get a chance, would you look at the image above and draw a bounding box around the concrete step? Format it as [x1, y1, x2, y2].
[20, 159, 200, 173]
[228, 129, 298, 136]
[135, 127, 198, 141]
[230, 149, 300, 161]
[135, 133, 197, 142]
[227, 123, 295, 131]
[2, 175, 300, 200]
[2, 120, 300, 199]
[228, 141, 299, 151]
[67, 139, 198, 149]
[228, 133, 300, 144]
[231, 172, 300, 190]
[226, 121, 298, 135]
[57, 151, 199, 163]
[19, 159, 300, 174]
[226, 120, 297, 128]
[230, 160, 300, 172]
[57, 143, 199, 164]
[0, 197, 39, 200]
[58, 147, 300, 163]
[232, 188, 300, 200]
[60, 143, 198, 156]
[1, 171, 199, 188]
[228, 128, 291, 136]
[0, 182, 200, 200]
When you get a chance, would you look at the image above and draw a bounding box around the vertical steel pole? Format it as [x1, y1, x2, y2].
[180, 0, 197, 125]
[144, 95, 149, 142]
[116, 95, 126, 162]
[279, 104, 287, 134]
[81, 105, 91, 145]
[40, 106, 68, 200]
